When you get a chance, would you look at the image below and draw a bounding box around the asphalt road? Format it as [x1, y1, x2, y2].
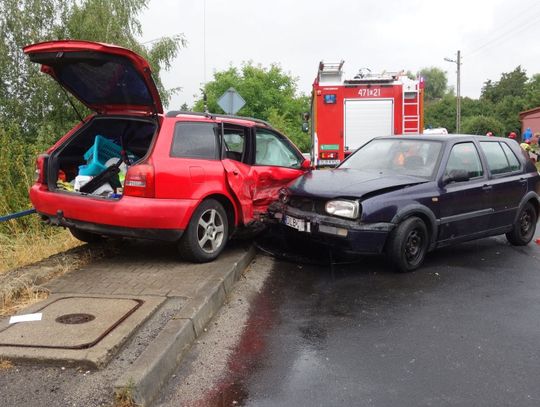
[189, 233, 540, 407]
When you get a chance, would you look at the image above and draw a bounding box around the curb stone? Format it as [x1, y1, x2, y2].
[114, 245, 256, 406]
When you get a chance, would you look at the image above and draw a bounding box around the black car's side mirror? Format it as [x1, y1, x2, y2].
[442, 169, 470, 185]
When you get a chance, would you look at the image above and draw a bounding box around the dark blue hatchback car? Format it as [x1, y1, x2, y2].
[269, 135, 540, 272]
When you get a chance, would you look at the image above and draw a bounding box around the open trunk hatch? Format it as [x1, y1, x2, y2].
[24, 40, 163, 115]
[50, 116, 157, 199]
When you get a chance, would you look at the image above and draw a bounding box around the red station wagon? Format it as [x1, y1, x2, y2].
[26, 40, 309, 262]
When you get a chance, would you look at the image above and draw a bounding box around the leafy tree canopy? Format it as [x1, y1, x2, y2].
[418, 67, 448, 102]
[461, 115, 505, 136]
[193, 62, 310, 151]
[0, 0, 184, 145]
[426, 66, 540, 137]
[480, 66, 527, 104]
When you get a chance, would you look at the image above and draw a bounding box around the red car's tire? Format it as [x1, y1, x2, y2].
[178, 199, 229, 262]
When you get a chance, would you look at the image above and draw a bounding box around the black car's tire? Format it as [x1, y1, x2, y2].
[387, 217, 429, 273]
[69, 228, 103, 243]
[506, 202, 537, 246]
[178, 199, 229, 262]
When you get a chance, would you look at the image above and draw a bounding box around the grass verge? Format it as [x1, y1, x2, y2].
[0, 228, 82, 275]
[0, 229, 120, 316]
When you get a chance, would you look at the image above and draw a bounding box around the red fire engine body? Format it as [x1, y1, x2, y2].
[311, 61, 424, 167]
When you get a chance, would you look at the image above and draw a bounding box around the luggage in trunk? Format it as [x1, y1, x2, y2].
[49, 116, 157, 199]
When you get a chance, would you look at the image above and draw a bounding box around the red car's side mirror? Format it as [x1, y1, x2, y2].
[301, 159, 312, 170]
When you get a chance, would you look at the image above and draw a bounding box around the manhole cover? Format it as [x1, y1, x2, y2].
[0, 297, 143, 349]
[56, 313, 96, 324]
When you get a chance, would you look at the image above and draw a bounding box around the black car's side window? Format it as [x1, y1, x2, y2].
[170, 122, 218, 159]
[444, 142, 484, 179]
[479, 142, 517, 175]
[500, 143, 521, 171]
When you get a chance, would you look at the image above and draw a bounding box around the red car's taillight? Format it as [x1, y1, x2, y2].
[123, 164, 155, 198]
[34, 154, 48, 184]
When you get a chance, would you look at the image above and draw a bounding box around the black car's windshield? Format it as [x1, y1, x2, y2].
[340, 138, 443, 179]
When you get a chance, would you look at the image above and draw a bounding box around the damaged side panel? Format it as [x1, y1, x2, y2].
[222, 159, 304, 224]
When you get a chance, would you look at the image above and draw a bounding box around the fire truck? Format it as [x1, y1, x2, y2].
[311, 61, 424, 167]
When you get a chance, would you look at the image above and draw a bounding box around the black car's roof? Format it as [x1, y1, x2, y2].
[375, 134, 510, 143]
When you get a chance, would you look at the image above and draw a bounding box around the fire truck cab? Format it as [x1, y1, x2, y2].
[311, 61, 424, 167]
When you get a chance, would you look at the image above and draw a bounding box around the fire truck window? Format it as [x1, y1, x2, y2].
[255, 130, 302, 168]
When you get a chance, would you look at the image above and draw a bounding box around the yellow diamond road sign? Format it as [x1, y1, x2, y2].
[217, 87, 246, 115]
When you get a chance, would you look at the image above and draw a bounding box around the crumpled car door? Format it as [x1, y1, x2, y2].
[223, 126, 307, 224]
[222, 158, 257, 223]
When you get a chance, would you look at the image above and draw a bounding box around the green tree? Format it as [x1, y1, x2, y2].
[418, 67, 448, 102]
[0, 0, 184, 224]
[0, 0, 184, 145]
[194, 62, 310, 151]
[425, 94, 456, 131]
[523, 73, 540, 109]
[461, 115, 505, 136]
[481, 66, 528, 104]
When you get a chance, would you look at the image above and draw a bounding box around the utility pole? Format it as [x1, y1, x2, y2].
[444, 50, 462, 133]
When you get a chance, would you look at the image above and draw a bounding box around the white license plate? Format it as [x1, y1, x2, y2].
[318, 159, 340, 166]
[283, 215, 310, 232]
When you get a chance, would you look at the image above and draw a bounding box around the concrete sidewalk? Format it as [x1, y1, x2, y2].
[0, 239, 255, 406]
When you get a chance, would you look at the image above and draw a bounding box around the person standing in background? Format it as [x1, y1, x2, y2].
[523, 127, 533, 142]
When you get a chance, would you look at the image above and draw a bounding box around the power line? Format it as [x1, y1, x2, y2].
[467, 3, 540, 57]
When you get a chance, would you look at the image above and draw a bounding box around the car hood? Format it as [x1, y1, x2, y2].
[288, 168, 428, 199]
[24, 40, 163, 115]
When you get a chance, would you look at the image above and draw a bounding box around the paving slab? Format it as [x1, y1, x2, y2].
[0, 293, 165, 368]
[0, 239, 255, 405]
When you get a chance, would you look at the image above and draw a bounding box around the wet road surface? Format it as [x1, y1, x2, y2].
[211, 235, 540, 407]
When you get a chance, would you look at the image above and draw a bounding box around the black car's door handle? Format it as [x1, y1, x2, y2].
[519, 178, 527, 185]
[482, 184, 493, 191]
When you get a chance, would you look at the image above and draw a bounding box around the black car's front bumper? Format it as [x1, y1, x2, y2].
[267, 203, 395, 254]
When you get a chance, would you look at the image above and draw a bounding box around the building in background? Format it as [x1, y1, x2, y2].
[519, 107, 540, 136]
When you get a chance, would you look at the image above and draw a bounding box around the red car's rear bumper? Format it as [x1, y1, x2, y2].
[30, 185, 195, 240]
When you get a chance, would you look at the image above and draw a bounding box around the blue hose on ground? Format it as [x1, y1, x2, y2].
[0, 208, 37, 222]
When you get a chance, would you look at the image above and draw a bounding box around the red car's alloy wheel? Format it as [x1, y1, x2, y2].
[197, 208, 225, 254]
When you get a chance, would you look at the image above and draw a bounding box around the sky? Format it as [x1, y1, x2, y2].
[138, 0, 540, 110]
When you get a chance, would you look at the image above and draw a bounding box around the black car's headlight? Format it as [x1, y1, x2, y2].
[325, 199, 360, 219]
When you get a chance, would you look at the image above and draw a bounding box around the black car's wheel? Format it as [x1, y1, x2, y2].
[506, 202, 537, 246]
[178, 199, 229, 262]
[69, 228, 103, 243]
[387, 217, 429, 273]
